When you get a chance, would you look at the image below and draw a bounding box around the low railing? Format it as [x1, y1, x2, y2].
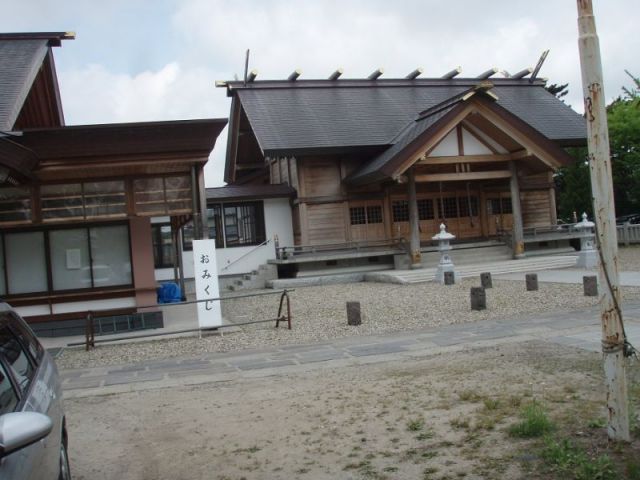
[275, 237, 406, 260]
[523, 222, 584, 239]
[617, 223, 640, 246]
[221, 238, 271, 272]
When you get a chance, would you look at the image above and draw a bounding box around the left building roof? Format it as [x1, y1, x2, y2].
[0, 32, 74, 132]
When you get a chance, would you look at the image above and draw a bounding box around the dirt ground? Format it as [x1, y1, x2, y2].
[65, 341, 640, 480]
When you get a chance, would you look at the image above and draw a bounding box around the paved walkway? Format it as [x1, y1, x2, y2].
[59, 300, 640, 399]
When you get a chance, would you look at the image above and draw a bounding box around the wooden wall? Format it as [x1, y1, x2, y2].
[522, 190, 552, 227]
[285, 155, 560, 247]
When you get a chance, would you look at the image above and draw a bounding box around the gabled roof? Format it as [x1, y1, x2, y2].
[346, 87, 577, 185]
[0, 32, 72, 131]
[224, 78, 586, 163]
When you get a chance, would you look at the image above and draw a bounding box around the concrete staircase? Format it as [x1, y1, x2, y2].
[365, 254, 578, 285]
[225, 264, 278, 292]
[393, 242, 512, 270]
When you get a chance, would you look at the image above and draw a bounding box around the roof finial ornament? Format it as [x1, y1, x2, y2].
[441, 67, 461, 79]
[368, 68, 384, 80]
[288, 69, 302, 81]
[476, 67, 499, 79]
[405, 68, 423, 80]
[328, 68, 343, 80]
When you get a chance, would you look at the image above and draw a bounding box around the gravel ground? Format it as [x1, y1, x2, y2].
[56, 274, 640, 370]
[619, 245, 640, 271]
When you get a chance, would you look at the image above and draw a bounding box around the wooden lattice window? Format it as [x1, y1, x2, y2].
[41, 181, 126, 222]
[392, 200, 409, 222]
[0, 187, 31, 224]
[417, 199, 434, 220]
[134, 176, 192, 215]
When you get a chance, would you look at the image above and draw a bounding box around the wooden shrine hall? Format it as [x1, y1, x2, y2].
[219, 66, 587, 268]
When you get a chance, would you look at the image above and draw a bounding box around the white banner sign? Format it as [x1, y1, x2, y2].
[192, 240, 222, 328]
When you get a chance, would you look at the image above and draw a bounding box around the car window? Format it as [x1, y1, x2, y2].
[0, 361, 18, 414]
[8, 312, 43, 363]
[0, 326, 35, 393]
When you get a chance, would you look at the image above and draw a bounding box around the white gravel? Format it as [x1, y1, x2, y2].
[56, 275, 640, 370]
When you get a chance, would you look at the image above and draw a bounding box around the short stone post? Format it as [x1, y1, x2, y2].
[480, 272, 492, 289]
[347, 301, 362, 326]
[444, 271, 455, 285]
[583, 275, 598, 296]
[575, 213, 598, 268]
[526, 273, 538, 291]
[470, 287, 486, 310]
[432, 223, 456, 284]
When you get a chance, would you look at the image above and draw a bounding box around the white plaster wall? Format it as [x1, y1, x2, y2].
[154, 198, 293, 279]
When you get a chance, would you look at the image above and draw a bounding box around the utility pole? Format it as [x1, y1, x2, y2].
[576, 0, 630, 441]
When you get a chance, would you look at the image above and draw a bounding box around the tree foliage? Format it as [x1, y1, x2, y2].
[555, 71, 640, 220]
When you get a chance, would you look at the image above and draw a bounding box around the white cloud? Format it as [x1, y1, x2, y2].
[59, 62, 231, 186]
[23, 0, 638, 188]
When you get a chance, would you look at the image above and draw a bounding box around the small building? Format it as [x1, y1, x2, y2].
[155, 183, 295, 291]
[217, 70, 587, 276]
[0, 32, 226, 334]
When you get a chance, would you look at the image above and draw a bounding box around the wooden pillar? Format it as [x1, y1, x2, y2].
[509, 161, 525, 258]
[408, 168, 422, 267]
[197, 165, 208, 240]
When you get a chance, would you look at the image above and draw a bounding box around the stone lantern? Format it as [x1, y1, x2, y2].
[432, 223, 456, 283]
[576, 212, 598, 268]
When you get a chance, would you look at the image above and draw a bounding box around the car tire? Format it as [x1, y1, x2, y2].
[59, 441, 71, 480]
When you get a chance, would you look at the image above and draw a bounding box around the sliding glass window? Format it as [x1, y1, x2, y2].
[0, 224, 132, 296]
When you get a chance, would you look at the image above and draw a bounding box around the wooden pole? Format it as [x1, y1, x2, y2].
[577, 0, 630, 441]
[407, 168, 422, 267]
[509, 161, 525, 258]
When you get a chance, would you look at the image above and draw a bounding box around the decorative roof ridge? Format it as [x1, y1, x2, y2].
[0, 32, 75, 47]
[416, 81, 497, 121]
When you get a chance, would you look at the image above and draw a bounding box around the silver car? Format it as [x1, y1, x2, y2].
[0, 303, 70, 479]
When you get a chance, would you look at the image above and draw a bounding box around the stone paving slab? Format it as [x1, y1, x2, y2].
[346, 344, 408, 357]
[297, 350, 349, 364]
[59, 301, 640, 395]
[234, 359, 297, 371]
[103, 371, 164, 387]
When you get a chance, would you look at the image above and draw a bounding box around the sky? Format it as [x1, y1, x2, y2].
[2, 0, 638, 187]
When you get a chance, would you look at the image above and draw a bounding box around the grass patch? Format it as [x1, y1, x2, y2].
[483, 397, 500, 411]
[541, 437, 618, 480]
[458, 389, 482, 402]
[415, 430, 435, 441]
[508, 401, 554, 438]
[407, 417, 425, 432]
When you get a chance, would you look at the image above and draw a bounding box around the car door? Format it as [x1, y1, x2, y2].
[0, 319, 56, 480]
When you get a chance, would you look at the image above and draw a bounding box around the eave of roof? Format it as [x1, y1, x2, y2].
[0, 136, 38, 181]
[206, 183, 296, 201]
[0, 32, 75, 47]
[16, 118, 228, 161]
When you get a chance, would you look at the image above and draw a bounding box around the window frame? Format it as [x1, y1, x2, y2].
[183, 201, 265, 250]
[151, 223, 174, 269]
[0, 222, 133, 298]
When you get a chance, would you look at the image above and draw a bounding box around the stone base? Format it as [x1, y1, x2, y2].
[435, 264, 456, 284]
[576, 249, 598, 269]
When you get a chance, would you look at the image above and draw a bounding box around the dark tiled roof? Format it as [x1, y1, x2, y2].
[206, 183, 296, 201]
[0, 39, 49, 131]
[232, 79, 586, 156]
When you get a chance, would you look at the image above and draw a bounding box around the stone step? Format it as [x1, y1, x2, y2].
[367, 256, 577, 285]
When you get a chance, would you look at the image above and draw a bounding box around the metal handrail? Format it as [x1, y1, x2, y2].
[221, 237, 271, 271]
[276, 237, 404, 259]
